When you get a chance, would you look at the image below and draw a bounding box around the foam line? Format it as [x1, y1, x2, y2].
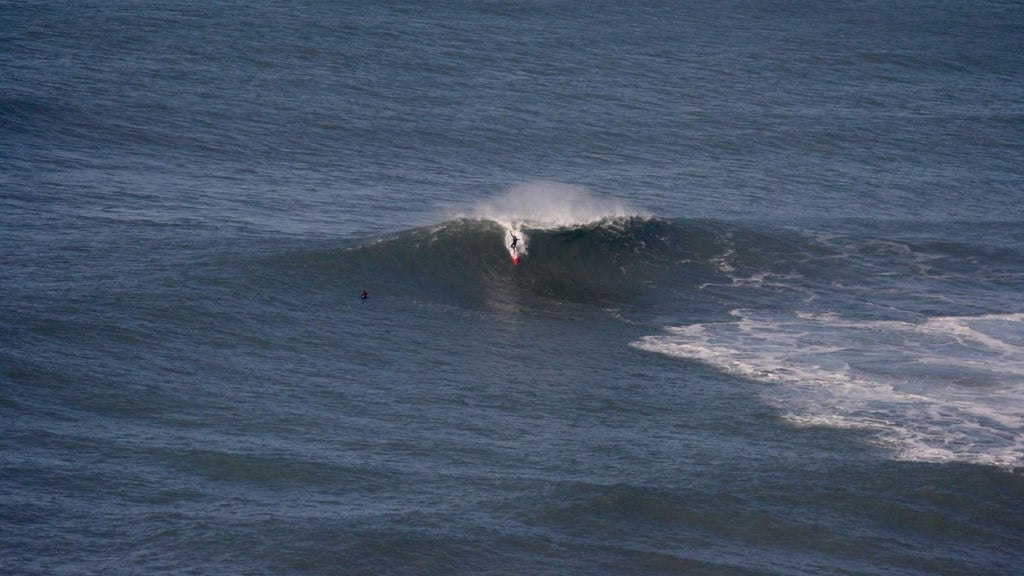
[632, 310, 1024, 469]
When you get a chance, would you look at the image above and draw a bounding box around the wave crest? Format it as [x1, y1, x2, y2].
[461, 181, 641, 230]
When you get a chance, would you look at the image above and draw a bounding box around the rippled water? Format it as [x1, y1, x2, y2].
[3, 1, 1022, 574]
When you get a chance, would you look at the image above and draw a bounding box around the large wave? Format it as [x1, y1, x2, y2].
[327, 215, 729, 311]
[310, 183, 725, 310]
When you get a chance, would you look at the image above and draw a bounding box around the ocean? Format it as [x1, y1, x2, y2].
[2, 1, 1023, 574]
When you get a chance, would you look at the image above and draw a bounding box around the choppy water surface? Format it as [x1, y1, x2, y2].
[3, 1, 1022, 574]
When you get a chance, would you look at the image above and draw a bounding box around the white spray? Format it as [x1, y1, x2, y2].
[462, 181, 639, 259]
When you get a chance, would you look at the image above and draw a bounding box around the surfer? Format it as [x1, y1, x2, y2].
[360, 291, 368, 300]
[510, 232, 518, 251]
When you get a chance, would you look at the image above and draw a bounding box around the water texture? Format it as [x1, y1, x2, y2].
[2, 1, 1023, 574]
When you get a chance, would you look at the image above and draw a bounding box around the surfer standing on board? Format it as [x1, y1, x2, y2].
[510, 232, 518, 251]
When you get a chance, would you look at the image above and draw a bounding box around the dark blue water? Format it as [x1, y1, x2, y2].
[3, 1, 1023, 574]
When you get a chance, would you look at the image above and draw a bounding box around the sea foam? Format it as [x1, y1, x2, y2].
[633, 310, 1024, 469]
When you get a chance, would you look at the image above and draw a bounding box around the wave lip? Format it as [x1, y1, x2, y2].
[632, 310, 1024, 470]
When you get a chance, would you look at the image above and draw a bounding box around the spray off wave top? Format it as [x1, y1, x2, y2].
[461, 182, 642, 230]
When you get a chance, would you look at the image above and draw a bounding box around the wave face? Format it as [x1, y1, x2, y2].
[324, 215, 731, 312]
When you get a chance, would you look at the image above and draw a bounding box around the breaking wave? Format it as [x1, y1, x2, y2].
[323, 215, 730, 311]
[275, 187, 1022, 469]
